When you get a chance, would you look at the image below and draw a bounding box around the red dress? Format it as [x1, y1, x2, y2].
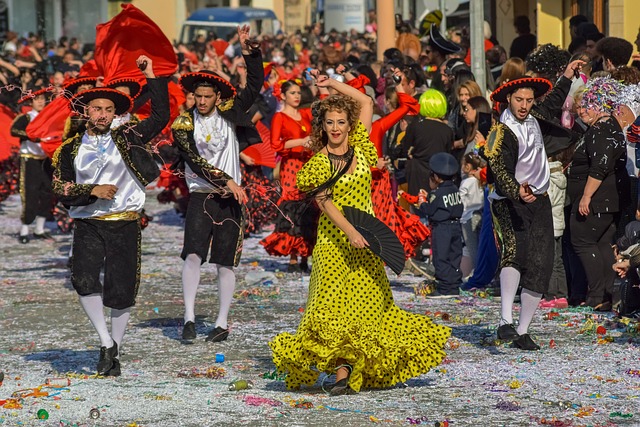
[369, 93, 430, 259]
[260, 109, 317, 257]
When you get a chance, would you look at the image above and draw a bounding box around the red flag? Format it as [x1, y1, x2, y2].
[79, 59, 101, 78]
[0, 104, 19, 161]
[26, 96, 71, 158]
[94, 4, 177, 83]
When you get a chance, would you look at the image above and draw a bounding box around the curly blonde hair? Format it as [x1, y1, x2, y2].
[309, 95, 361, 152]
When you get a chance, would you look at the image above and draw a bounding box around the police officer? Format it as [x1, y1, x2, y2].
[418, 152, 463, 298]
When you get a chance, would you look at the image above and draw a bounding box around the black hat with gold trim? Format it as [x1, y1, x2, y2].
[490, 77, 553, 103]
[63, 76, 98, 95]
[105, 78, 142, 99]
[70, 88, 133, 116]
[18, 87, 51, 104]
[179, 70, 236, 99]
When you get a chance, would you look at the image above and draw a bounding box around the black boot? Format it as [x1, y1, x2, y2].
[104, 358, 121, 377]
[205, 326, 229, 342]
[97, 342, 118, 375]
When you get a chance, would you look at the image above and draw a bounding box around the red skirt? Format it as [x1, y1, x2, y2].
[371, 168, 430, 259]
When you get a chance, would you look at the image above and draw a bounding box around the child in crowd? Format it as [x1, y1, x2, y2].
[459, 152, 485, 278]
[540, 153, 569, 308]
[416, 152, 464, 298]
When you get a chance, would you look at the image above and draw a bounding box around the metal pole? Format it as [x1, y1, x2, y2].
[439, 0, 447, 36]
[470, 0, 486, 94]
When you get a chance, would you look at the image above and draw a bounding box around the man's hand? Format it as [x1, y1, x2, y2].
[137, 55, 155, 78]
[519, 182, 536, 203]
[613, 259, 631, 278]
[563, 59, 585, 80]
[226, 179, 248, 204]
[238, 25, 252, 54]
[91, 184, 118, 200]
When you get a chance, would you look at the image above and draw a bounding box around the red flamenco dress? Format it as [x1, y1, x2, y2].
[370, 92, 430, 258]
[260, 109, 318, 257]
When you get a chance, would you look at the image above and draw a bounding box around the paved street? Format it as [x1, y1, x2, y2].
[0, 192, 639, 426]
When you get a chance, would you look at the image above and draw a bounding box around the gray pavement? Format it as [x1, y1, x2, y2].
[0, 192, 639, 426]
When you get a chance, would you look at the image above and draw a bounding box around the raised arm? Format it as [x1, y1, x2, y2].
[130, 55, 170, 143]
[312, 70, 373, 132]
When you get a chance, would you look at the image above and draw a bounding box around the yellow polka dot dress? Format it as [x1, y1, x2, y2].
[269, 123, 451, 392]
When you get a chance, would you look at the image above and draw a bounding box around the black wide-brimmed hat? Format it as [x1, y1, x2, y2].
[18, 87, 51, 104]
[63, 76, 98, 95]
[429, 152, 459, 177]
[490, 77, 553, 103]
[70, 88, 133, 116]
[428, 24, 462, 54]
[105, 78, 142, 99]
[179, 70, 236, 99]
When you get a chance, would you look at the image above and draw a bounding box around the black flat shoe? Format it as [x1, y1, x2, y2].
[287, 263, 301, 273]
[33, 232, 54, 240]
[97, 342, 118, 375]
[299, 260, 310, 274]
[329, 378, 354, 396]
[182, 321, 196, 340]
[512, 333, 540, 351]
[497, 324, 519, 341]
[18, 235, 29, 244]
[205, 326, 229, 342]
[104, 358, 121, 377]
[594, 301, 612, 312]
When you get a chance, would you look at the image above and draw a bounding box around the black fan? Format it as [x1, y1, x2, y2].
[342, 206, 405, 275]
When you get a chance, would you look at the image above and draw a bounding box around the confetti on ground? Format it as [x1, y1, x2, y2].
[0, 193, 639, 426]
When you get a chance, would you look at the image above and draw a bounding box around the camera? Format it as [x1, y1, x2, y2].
[392, 74, 402, 84]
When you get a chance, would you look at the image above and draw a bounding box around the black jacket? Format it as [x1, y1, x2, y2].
[567, 116, 630, 213]
[481, 76, 573, 201]
[419, 180, 463, 223]
[171, 51, 264, 187]
[52, 77, 170, 207]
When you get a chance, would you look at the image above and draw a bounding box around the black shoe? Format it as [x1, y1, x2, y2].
[104, 358, 121, 377]
[425, 291, 459, 299]
[182, 321, 196, 340]
[287, 263, 301, 273]
[594, 301, 612, 312]
[329, 378, 354, 396]
[33, 232, 54, 240]
[497, 324, 519, 341]
[205, 326, 229, 342]
[329, 364, 353, 396]
[299, 260, 310, 274]
[97, 342, 118, 375]
[512, 333, 540, 351]
[18, 235, 29, 244]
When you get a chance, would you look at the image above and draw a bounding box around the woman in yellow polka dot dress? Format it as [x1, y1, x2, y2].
[269, 70, 451, 395]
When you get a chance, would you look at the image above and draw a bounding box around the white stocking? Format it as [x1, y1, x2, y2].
[499, 267, 521, 326]
[34, 216, 46, 234]
[517, 288, 543, 335]
[110, 307, 131, 356]
[182, 254, 202, 323]
[214, 264, 235, 329]
[79, 294, 113, 348]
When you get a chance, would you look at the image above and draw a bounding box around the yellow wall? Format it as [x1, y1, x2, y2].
[129, 0, 182, 42]
[536, 0, 564, 46]
[620, 0, 640, 45]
